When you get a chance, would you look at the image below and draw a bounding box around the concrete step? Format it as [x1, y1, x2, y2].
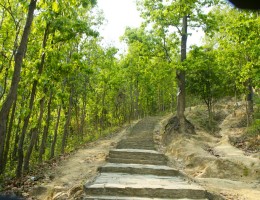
[107, 158, 166, 165]
[108, 149, 167, 163]
[84, 173, 207, 199]
[117, 139, 155, 146]
[84, 196, 208, 200]
[116, 145, 156, 150]
[99, 163, 181, 177]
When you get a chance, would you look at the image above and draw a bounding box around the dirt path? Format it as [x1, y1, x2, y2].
[29, 122, 137, 200]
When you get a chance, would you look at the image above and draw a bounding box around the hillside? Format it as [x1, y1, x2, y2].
[157, 101, 260, 200]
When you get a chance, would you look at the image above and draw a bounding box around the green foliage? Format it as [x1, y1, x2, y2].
[186, 46, 228, 103]
[247, 119, 260, 137]
[206, 6, 260, 93]
[0, 0, 259, 183]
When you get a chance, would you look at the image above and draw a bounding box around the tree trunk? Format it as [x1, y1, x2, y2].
[16, 18, 49, 177]
[50, 106, 61, 159]
[80, 85, 87, 138]
[0, 0, 37, 175]
[22, 22, 49, 172]
[101, 85, 107, 130]
[129, 77, 134, 122]
[12, 116, 21, 162]
[246, 78, 254, 126]
[1, 98, 17, 173]
[23, 97, 45, 172]
[134, 78, 139, 119]
[61, 91, 73, 154]
[176, 15, 188, 133]
[39, 92, 52, 163]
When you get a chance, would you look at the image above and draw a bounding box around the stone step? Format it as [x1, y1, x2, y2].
[84, 196, 208, 200]
[107, 158, 166, 165]
[108, 149, 167, 163]
[122, 138, 153, 141]
[99, 163, 181, 177]
[117, 143, 154, 146]
[84, 173, 207, 199]
[116, 144, 156, 150]
[117, 140, 154, 144]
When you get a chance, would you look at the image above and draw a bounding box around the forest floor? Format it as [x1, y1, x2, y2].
[1, 100, 260, 200]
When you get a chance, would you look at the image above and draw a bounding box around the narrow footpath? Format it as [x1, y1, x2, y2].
[84, 117, 213, 199]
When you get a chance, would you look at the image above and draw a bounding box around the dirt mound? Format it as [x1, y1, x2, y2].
[159, 101, 260, 200]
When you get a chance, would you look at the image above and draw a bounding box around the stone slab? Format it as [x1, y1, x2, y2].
[84, 173, 207, 199]
[107, 158, 166, 165]
[109, 149, 167, 162]
[99, 163, 181, 176]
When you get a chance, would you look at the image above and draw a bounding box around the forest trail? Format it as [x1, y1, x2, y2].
[21, 104, 259, 200]
[84, 116, 210, 199]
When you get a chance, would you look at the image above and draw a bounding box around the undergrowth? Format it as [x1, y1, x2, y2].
[230, 95, 260, 153]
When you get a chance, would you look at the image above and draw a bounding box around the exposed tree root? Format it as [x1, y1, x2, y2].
[163, 116, 195, 144]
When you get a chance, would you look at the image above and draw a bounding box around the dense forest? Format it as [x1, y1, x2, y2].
[0, 0, 259, 183]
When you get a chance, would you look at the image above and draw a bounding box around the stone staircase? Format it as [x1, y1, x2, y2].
[84, 117, 210, 199]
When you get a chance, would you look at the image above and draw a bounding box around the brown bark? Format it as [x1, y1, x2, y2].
[0, 0, 37, 175]
[246, 79, 254, 126]
[39, 92, 52, 163]
[23, 97, 45, 172]
[11, 115, 22, 162]
[61, 90, 73, 154]
[1, 98, 17, 173]
[176, 15, 188, 133]
[80, 83, 87, 137]
[50, 106, 61, 159]
[22, 21, 49, 172]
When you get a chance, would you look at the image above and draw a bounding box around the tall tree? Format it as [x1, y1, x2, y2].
[138, 0, 219, 133]
[0, 0, 37, 175]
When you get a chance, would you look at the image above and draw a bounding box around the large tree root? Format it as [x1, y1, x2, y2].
[163, 116, 195, 144]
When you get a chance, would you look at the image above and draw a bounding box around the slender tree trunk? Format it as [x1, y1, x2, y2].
[176, 15, 188, 133]
[101, 85, 107, 130]
[80, 90, 87, 138]
[23, 97, 45, 172]
[135, 78, 139, 119]
[39, 92, 52, 163]
[12, 116, 21, 162]
[16, 21, 49, 177]
[50, 106, 61, 159]
[246, 78, 254, 126]
[0, 0, 37, 175]
[61, 91, 73, 154]
[75, 102, 80, 138]
[129, 77, 134, 122]
[1, 98, 17, 173]
[22, 22, 49, 172]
